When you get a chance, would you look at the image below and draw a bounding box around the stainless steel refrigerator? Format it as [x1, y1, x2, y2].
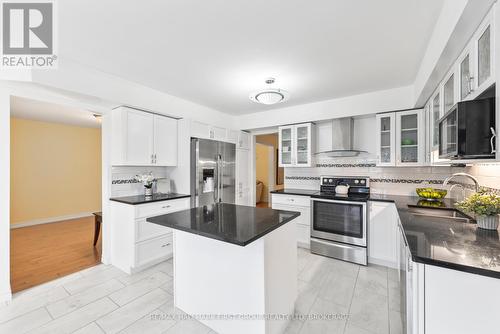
[190, 138, 236, 207]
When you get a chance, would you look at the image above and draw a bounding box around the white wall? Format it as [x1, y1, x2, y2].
[238, 86, 414, 130]
[0, 90, 11, 303]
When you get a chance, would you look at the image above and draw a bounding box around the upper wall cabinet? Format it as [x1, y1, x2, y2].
[376, 110, 425, 166]
[191, 121, 226, 141]
[111, 107, 178, 166]
[476, 21, 493, 93]
[279, 123, 314, 167]
[454, 9, 495, 102]
[396, 110, 425, 166]
[375, 113, 396, 166]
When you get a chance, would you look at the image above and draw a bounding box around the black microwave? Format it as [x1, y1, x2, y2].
[438, 97, 496, 159]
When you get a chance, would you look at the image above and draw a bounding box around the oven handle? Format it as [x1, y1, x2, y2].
[310, 198, 367, 206]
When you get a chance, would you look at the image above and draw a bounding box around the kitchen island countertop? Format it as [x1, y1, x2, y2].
[147, 203, 300, 246]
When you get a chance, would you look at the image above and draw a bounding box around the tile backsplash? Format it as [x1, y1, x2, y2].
[284, 157, 500, 197]
[111, 166, 173, 197]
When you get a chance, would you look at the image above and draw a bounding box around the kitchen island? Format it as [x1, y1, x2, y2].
[147, 203, 300, 334]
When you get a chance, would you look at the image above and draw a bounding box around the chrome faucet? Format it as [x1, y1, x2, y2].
[443, 173, 480, 193]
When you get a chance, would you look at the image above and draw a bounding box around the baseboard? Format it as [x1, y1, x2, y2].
[0, 291, 12, 305]
[368, 256, 398, 269]
[10, 212, 95, 229]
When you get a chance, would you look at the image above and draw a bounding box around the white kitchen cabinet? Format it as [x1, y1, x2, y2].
[238, 131, 251, 150]
[228, 130, 251, 150]
[475, 18, 494, 94]
[111, 107, 178, 166]
[375, 113, 396, 166]
[110, 197, 190, 274]
[153, 115, 178, 166]
[368, 201, 398, 267]
[395, 109, 425, 166]
[271, 194, 311, 248]
[278, 123, 313, 167]
[425, 264, 500, 334]
[191, 121, 226, 141]
[236, 148, 251, 206]
[375, 110, 425, 166]
[226, 129, 239, 144]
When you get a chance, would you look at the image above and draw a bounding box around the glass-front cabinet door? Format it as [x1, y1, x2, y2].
[431, 93, 441, 149]
[376, 113, 396, 166]
[278, 126, 294, 167]
[460, 53, 473, 100]
[443, 74, 455, 114]
[477, 24, 492, 91]
[295, 123, 312, 166]
[438, 109, 458, 159]
[396, 110, 424, 166]
[278, 123, 313, 167]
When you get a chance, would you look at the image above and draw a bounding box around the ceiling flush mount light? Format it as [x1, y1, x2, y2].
[249, 78, 290, 105]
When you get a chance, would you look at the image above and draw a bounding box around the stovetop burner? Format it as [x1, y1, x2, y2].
[314, 176, 370, 201]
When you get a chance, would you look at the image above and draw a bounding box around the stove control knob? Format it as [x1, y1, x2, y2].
[354, 180, 359, 184]
[360, 180, 366, 184]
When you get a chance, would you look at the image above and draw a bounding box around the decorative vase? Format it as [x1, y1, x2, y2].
[144, 186, 153, 197]
[476, 215, 499, 230]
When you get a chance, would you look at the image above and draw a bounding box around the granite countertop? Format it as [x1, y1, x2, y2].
[274, 189, 500, 279]
[270, 189, 319, 196]
[371, 194, 500, 279]
[147, 203, 300, 246]
[109, 193, 190, 205]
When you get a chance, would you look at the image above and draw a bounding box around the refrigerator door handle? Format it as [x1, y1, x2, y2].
[214, 154, 219, 203]
[218, 154, 223, 202]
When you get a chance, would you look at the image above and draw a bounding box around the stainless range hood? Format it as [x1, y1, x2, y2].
[315, 118, 368, 157]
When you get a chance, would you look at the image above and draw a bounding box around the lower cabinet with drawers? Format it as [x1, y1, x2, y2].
[271, 193, 311, 248]
[110, 197, 190, 274]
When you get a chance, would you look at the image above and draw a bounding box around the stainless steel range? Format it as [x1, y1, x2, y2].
[310, 176, 370, 265]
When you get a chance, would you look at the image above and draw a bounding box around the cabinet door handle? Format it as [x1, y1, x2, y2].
[161, 205, 171, 209]
[161, 243, 171, 248]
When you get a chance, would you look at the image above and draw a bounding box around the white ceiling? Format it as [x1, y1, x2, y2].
[59, 0, 444, 115]
[10, 96, 101, 128]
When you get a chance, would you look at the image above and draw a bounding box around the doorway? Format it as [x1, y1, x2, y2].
[255, 133, 284, 208]
[9, 96, 103, 292]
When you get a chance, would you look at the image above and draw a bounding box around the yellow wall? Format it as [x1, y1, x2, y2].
[256, 143, 271, 203]
[10, 118, 102, 224]
[256, 134, 284, 191]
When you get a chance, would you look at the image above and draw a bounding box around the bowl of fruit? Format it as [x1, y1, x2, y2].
[415, 188, 447, 201]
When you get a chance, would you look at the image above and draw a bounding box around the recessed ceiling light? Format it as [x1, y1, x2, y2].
[249, 78, 290, 105]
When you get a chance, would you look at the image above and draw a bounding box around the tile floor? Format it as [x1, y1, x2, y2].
[0, 248, 402, 334]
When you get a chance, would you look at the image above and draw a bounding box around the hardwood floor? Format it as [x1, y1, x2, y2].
[10, 216, 101, 293]
[256, 201, 269, 208]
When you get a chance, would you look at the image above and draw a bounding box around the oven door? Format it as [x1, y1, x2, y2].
[310, 198, 367, 247]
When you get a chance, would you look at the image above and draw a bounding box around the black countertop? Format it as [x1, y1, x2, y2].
[274, 189, 500, 279]
[270, 189, 319, 196]
[370, 194, 500, 279]
[147, 203, 300, 246]
[110, 193, 190, 205]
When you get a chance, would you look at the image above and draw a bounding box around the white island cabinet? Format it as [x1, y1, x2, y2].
[147, 203, 299, 334]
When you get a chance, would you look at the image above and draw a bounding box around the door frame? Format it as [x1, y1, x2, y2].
[250, 128, 280, 206]
[1, 81, 111, 304]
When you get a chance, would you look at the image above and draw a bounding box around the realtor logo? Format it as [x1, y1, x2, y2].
[1, 0, 57, 68]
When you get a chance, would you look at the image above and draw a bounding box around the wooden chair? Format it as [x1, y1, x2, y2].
[93, 212, 102, 246]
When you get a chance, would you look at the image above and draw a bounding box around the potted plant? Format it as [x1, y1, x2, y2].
[456, 192, 500, 230]
[135, 172, 156, 197]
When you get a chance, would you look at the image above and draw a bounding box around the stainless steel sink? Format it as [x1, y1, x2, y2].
[407, 206, 475, 223]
